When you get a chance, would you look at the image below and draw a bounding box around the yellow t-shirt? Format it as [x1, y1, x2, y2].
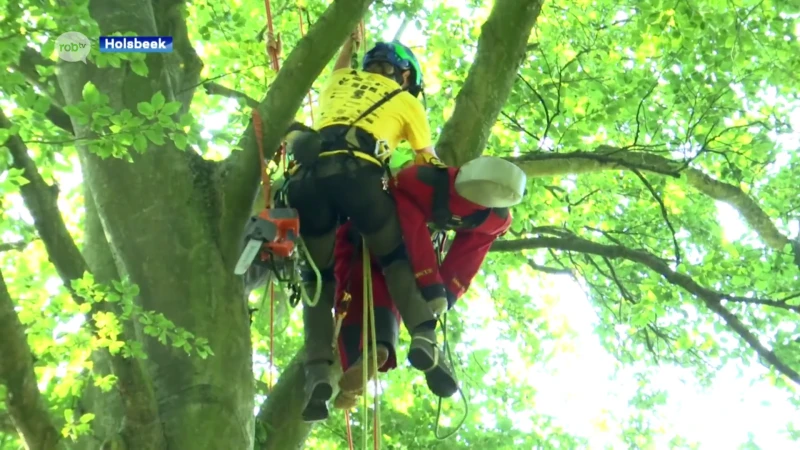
[315, 68, 432, 156]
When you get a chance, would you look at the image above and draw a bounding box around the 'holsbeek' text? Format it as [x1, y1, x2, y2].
[99, 36, 173, 53]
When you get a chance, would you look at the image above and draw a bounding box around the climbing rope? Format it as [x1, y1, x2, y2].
[360, 237, 381, 449]
[297, 239, 322, 307]
[339, 238, 381, 450]
[431, 231, 469, 440]
[350, 20, 367, 69]
[264, 0, 280, 72]
[344, 410, 355, 450]
[268, 281, 276, 390]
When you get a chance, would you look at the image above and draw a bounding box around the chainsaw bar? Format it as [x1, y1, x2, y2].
[234, 238, 264, 275]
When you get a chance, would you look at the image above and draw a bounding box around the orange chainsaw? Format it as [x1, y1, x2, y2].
[234, 206, 302, 283]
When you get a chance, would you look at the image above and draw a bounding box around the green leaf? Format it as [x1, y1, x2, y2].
[144, 128, 165, 145]
[161, 101, 182, 116]
[79, 413, 95, 424]
[133, 134, 148, 153]
[131, 59, 149, 77]
[33, 96, 51, 114]
[82, 82, 101, 104]
[151, 91, 166, 111]
[178, 113, 193, 127]
[172, 133, 188, 150]
[137, 102, 155, 117]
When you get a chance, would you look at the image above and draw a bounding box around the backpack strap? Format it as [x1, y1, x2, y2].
[345, 88, 403, 130]
[417, 166, 494, 231]
[428, 167, 451, 229]
[338, 88, 403, 163]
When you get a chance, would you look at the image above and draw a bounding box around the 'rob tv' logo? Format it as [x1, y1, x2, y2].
[55, 32, 91, 63]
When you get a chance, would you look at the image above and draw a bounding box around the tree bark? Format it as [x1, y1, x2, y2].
[254, 348, 312, 450]
[437, 0, 545, 166]
[54, 0, 253, 446]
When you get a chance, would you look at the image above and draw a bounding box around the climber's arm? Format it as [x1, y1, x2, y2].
[334, 31, 360, 71]
[402, 98, 441, 165]
[438, 212, 512, 308]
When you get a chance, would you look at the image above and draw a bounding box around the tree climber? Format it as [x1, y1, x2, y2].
[283, 31, 458, 423]
[330, 152, 528, 410]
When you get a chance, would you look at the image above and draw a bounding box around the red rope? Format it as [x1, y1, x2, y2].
[268, 281, 275, 390]
[264, 0, 280, 71]
[251, 110, 272, 207]
[345, 410, 355, 450]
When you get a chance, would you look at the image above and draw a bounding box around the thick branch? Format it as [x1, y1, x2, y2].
[1, 111, 165, 449]
[0, 270, 62, 450]
[218, 0, 376, 268]
[491, 236, 800, 384]
[8, 47, 75, 134]
[1, 110, 87, 284]
[436, 0, 544, 166]
[254, 347, 343, 449]
[254, 349, 312, 450]
[204, 82, 259, 109]
[0, 241, 29, 253]
[512, 146, 793, 252]
[203, 82, 304, 168]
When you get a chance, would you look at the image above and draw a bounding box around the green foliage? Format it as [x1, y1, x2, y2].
[71, 273, 214, 359]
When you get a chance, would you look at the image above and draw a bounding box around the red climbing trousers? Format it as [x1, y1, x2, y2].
[391, 164, 512, 309]
[333, 164, 513, 373]
[334, 222, 400, 373]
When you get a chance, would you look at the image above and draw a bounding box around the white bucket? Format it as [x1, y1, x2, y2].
[454, 156, 527, 208]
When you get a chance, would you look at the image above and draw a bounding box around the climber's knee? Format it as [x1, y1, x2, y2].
[419, 284, 447, 302]
[376, 243, 408, 268]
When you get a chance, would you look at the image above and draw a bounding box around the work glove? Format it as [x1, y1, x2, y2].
[414, 151, 447, 168]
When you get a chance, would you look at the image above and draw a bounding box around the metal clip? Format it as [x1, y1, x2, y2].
[374, 140, 391, 160]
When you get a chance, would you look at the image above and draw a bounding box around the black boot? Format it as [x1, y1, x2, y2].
[382, 261, 459, 398]
[301, 360, 333, 423]
[407, 328, 458, 398]
[300, 280, 337, 423]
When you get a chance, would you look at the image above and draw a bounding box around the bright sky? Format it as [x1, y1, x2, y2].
[2, 3, 799, 448]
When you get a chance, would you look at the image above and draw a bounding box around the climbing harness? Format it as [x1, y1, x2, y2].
[422, 166, 493, 231]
